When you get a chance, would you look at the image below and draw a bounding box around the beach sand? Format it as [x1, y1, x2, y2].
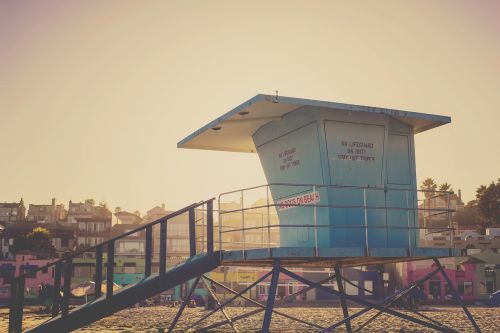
[1, 306, 499, 332]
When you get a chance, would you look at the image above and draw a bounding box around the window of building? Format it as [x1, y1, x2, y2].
[479, 281, 494, 294]
[364, 280, 374, 293]
[258, 284, 268, 295]
[23, 266, 37, 278]
[345, 281, 358, 295]
[458, 281, 473, 295]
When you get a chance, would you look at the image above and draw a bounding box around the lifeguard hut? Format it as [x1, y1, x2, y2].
[177, 94, 480, 332]
[178, 94, 451, 257]
[10, 94, 481, 333]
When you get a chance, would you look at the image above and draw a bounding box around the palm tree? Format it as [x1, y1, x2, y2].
[438, 182, 454, 193]
[420, 178, 437, 198]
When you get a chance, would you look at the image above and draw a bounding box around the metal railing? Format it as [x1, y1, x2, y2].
[8, 199, 215, 333]
[218, 183, 455, 256]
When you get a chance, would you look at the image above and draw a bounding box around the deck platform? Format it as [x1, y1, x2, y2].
[221, 246, 459, 267]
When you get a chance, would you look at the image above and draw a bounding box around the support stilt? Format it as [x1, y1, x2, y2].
[262, 260, 280, 333]
[198, 274, 338, 332]
[167, 276, 201, 333]
[202, 275, 324, 330]
[188, 271, 273, 330]
[334, 265, 352, 333]
[201, 276, 240, 333]
[433, 258, 481, 333]
[352, 268, 444, 332]
[190, 259, 480, 333]
[281, 267, 455, 333]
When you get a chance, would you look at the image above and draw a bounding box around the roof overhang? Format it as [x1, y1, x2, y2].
[178, 94, 451, 153]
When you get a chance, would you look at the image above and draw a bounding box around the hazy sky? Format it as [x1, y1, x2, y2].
[1, 1, 499, 214]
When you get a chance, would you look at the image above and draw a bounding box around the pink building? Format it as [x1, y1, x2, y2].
[0, 252, 61, 302]
[399, 258, 476, 301]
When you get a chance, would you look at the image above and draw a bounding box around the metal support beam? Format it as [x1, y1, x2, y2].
[202, 277, 239, 333]
[188, 271, 273, 330]
[203, 275, 324, 330]
[433, 258, 481, 333]
[280, 267, 455, 333]
[262, 260, 280, 333]
[198, 273, 339, 332]
[334, 265, 352, 333]
[322, 268, 449, 333]
[167, 276, 201, 333]
[353, 268, 445, 333]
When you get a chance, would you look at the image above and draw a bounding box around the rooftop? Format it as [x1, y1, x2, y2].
[178, 94, 451, 153]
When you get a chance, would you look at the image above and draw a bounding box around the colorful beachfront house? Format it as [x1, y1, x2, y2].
[397, 252, 500, 302]
[0, 252, 63, 302]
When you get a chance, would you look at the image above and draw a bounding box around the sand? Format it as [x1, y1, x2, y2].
[1, 305, 499, 332]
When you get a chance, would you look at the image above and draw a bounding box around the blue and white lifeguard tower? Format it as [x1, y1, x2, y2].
[12, 94, 481, 333]
[179, 94, 452, 259]
[177, 94, 480, 332]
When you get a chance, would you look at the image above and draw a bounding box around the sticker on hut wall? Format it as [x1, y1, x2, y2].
[278, 147, 300, 171]
[277, 191, 320, 211]
[337, 140, 376, 162]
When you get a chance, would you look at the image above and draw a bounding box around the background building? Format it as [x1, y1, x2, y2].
[0, 199, 26, 224]
[27, 198, 67, 223]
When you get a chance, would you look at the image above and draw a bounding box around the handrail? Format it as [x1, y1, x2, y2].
[218, 182, 453, 199]
[11, 198, 214, 281]
[218, 203, 455, 215]
[218, 183, 455, 255]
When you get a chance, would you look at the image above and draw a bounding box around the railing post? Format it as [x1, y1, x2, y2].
[160, 220, 167, 275]
[94, 245, 103, 299]
[313, 185, 318, 255]
[363, 188, 369, 255]
[106, 240, 114, 299]
[16, 276, 25, 331]
[267, 185, 271, 256]
[207, 200, 214, 254]
[61, 258, 73, 317]
[8, 277, 23, 333]
[241, 190, 245, 256]
[447, 192, 453, 251]
[218, 199, 223, 251]
[145, 225, 152, 277]
[405, 190, 412, 256]
[201, 205, 205, 253]
[52, 262, 62, 317]
[189, 207, 196, 257]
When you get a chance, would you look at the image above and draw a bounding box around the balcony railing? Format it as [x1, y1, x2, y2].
[218, 183, 455, 255]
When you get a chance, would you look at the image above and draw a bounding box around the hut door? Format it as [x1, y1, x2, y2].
[324, 120, 386, 248]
